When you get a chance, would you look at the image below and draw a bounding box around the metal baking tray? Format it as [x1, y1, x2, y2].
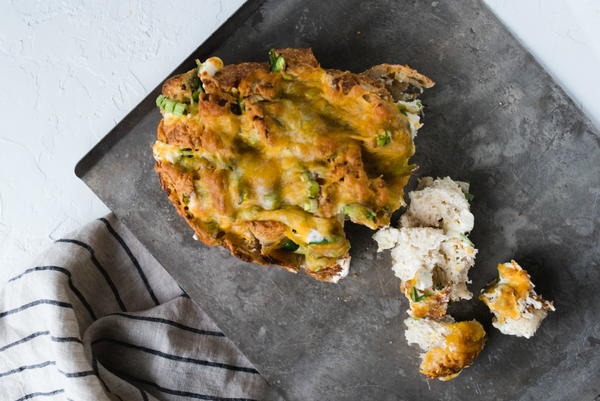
[76, 1, 600, 400]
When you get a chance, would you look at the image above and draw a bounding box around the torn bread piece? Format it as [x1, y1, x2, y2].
[373, 177, 476, 317]
[480, 260, 555, 338]
[400, 176, 474, 237]
[404, 317, 486, 381]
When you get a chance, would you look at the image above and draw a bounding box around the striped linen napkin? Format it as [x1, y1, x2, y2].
[0, 214, 281, 401]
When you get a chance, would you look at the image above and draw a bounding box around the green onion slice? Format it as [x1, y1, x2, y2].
[459, 233, 475, 247]
[173, 102, 187, 116]
[163, 99, 176, 113]
[308, 180, 319, 198]
[410, 287, 431, 302]
[308, 238, 330, 245]
[268, 49, 286, 72]
[376, 130, 392, 147]
[280, 238, 299, 251]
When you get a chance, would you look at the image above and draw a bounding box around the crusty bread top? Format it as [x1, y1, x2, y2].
[153, 48, 433, 281]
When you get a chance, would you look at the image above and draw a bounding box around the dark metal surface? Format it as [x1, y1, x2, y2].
[76, 1, 600, 400]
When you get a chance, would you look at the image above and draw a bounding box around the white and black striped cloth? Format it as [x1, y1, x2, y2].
[0, 215, 280, 401]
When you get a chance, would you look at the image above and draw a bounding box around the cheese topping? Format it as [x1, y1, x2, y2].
[405, 317, 486, 381]
[480, 260, 555, 338]
[153, 49, 434, 278]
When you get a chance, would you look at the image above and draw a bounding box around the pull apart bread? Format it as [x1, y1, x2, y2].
[153, 48, 434, 282]
[374, 177, 484, 380]
[374, 177, 477, 317]
[480, 260, 555, 338]
[405, 317, 486, 381]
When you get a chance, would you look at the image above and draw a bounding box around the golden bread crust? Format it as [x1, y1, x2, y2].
[153, 48, 433, 281]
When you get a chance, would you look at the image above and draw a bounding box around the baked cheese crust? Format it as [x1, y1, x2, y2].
[153, 48, 434, 281]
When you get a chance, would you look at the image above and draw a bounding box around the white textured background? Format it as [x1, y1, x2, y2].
[1, 0, 599, 276]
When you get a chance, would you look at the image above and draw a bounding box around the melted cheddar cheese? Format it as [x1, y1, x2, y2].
[420, 320, 486, 381]
[153, 48, 434, 280]
[480, 260, 555, 337]
[481, 261, 534, 322]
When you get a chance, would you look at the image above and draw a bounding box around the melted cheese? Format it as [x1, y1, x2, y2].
[199, 57, 224, 77]
[154, 56, 428, 273]
[480, 261, 554, 337]
[481, 261, 533, 321]
[420, 321, 486, 380]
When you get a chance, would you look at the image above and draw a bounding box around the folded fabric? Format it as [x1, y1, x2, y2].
[0, 214, 280, 401]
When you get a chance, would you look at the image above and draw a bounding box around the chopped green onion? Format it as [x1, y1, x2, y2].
[459, 233, 475, 247]
[280, 238, 299, 252]
[192, 89, 200, 102]
[410, 287, 418, 302]
[303, 199, 318, 213]
[268, 49, 277, 66]
[410, 287, 431, 302]
[343, 203, 376, 224]
[399, 109, 408, 116]
[173, 102, 187, 116]
[180, 148, 194, 158]
[273, 56, 285, 72]
[366, 210, 376, 221]
[308, 180, 319, 198]
[191, 76, 201, 90]
[376, 130, 392, 147]
[308, 238, 330, 245]
[415, 100, 423, 109]
[463, 191, 475, 202]
[163, 99, 176, 113]
[268, 49, 286, 72]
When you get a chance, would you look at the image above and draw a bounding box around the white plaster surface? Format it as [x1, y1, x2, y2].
[0, 1, 599, 277]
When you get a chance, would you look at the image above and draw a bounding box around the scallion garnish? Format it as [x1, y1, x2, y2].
[366, 210, 376, 221]
[303, 199, 318, 213]
[156, 94, 166, 108]
[163, 98, 176, 113]
[308, 238, 330, 245]
[376, 130, 392, 147]
[191, 76, 201, 90]
[280, 238, 299, 252]
[268, 49, 286, 72]
[410, 287, 430, 302]
[308, 180, 319, 198]
[459, 233, 475, 247]
[180, 148, 194, 158]
[173, 102, 187, 116]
